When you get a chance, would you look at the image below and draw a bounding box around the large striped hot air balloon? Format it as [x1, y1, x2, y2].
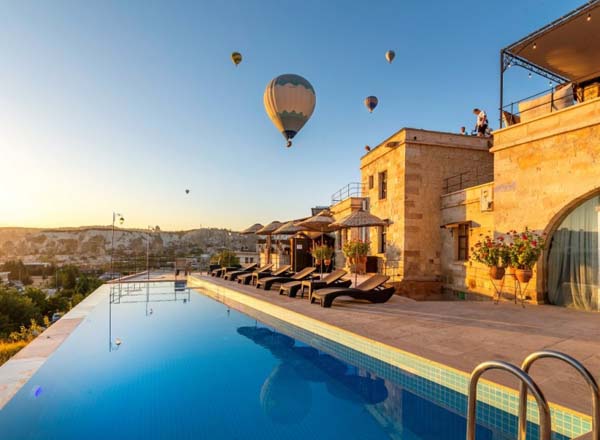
[263, 74, 316, 148]
[231, 52, 242, 66]
[385, 50, 395, 64]
[364, 96, 378, 113]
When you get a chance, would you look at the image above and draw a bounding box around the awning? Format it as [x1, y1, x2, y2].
[440, 221, 473, 230]
[505, 1, 600, 84]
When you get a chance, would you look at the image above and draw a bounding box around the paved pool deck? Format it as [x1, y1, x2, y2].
[189, 273, 600, 417]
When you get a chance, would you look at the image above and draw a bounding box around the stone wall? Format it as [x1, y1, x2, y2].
[492, 97, 600, 301]
[440, 182, 496, 298]
[360, 128, 492, 299]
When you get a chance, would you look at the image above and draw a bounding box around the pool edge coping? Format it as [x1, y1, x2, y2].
[188, 275, 593, 438]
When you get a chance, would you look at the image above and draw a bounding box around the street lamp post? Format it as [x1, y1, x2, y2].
[109, 211, 124, 352]
[110, 212, 125, 283]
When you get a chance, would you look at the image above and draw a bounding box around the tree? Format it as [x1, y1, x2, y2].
[0, 286, 42, 339]
[211, 250, 239, 267]
[1, 260, 33, 285]
[55, 265, 79, 290]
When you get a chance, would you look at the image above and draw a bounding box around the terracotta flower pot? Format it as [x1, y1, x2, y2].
[324, 259, 331, 266]
[489, 266, 505, 280]
[315, 259, 321, 266]
[515, 268, 533, 283]
[358, 256, 367, 264]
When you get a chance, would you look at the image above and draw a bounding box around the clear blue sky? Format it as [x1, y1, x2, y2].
[0, 0, 582, 231]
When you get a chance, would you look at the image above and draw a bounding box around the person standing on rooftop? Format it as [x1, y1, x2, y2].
[473, 108, 488, 137]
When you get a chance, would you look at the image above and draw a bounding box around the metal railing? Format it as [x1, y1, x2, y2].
[519, 350, 599, 440]
[467, 360, 551, 440]
[501, 85, 576, 127]
[467, 350, 598, 440]
[442, 165, 494, 194]
[331, 182, 366, 204]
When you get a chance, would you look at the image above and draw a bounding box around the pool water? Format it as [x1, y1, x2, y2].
[0, 283, 567, 439]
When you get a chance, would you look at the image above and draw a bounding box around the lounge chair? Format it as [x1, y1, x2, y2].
[222, 263, 260, 281]
[256, 266, 317, 291]
[210, 265, 241, 278]
[279, 269, 351, 298]
[310, 275, 395, 308]
[238, 265, 291, 285]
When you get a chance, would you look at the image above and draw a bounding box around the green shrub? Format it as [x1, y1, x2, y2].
[0, 340, 27, 366]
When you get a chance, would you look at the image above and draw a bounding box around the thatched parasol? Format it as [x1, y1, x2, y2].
[240, 223, 264, 235]
[255, 221, 284, 265]
[256, 221, 284, 235]
[296, 210, 340, 275]
[332, 210, 387, 285]
[273, 219, 310, 272]
[272, 220, 305, 236]
[296, 210, 338, 234]
[332, 210, 386, 229]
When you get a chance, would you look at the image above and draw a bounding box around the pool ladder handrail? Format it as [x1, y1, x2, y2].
[518, 350, 600, 440]
[466, 360, 552, 440]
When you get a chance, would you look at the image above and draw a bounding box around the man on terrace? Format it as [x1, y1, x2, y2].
[472, 108, 488, 137]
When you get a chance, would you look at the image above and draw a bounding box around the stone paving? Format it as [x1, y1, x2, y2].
[191, 273, 600, 416]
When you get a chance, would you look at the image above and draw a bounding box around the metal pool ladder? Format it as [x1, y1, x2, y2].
[466, 351, 600, 440]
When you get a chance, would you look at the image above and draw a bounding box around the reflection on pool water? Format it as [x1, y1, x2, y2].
[0, 283, 568, 439]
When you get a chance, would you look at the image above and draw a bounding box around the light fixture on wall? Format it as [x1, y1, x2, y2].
[587, 13, 592, 21]
[533, 42, 537, 50]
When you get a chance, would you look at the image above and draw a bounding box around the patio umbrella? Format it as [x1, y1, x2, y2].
[332, 210, 387, 285]
[297, 210, 340, 275]
[241, 223, 264, 235]
[273, 219, 309, 271]
[256, 221, 284, 265]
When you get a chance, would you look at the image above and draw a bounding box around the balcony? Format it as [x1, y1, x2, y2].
[331, 182, 366, 205]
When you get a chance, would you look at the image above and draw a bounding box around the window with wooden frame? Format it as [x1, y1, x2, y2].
[457, 223, 470, 261]
[368, 175, 374, 189]
[378, 171, 387, 200]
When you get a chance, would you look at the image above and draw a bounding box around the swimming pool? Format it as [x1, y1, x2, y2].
[0, 283, 571, 439]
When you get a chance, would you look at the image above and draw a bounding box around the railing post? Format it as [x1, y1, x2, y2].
[467, 360, 551, 440]
[519, 350, 600, 440]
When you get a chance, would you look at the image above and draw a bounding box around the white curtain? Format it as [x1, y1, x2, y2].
[547, 196, 600, 310]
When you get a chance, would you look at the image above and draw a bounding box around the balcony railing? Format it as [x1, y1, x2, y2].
[331, 182, 365, 204]
[501, 85, 577, 127]
[442, 165, 494, 194]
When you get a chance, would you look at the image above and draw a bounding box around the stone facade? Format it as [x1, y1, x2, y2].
[491, 97, 600, 302]
[438, 97, 600, 303]
[440, 183, 496, 299]
[358, 128, 493, 299]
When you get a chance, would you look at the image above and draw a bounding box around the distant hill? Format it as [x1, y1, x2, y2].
[0, 226, 257, 266]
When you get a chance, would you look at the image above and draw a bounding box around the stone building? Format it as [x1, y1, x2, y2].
[331, 2, 600, 310]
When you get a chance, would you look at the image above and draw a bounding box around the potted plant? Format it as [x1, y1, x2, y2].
[470, 235, 509, 280]
[342, 239, 370, 273]
[311, 246, 324, 266]
[506, 228, 545, 283]
[320, 246, 334, 266]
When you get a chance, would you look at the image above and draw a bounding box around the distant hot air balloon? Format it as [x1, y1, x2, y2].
[385, 50, 395, 64]
[263, 74, 316, 148]
[185, 189, 190, 194]
[364, 96, 378, 113]
[231, 52, 242, 66]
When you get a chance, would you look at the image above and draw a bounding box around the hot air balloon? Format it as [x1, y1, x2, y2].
[185, 189, 190, 194]
[364, 96, 378, 113]
[385, 50, 395, 64]
[231, 52, 242, 66]
[263, 74, 316, 148]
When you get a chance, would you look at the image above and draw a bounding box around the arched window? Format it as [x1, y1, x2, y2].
[547, 194, 600, 310]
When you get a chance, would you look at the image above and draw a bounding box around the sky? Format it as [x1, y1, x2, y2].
[0, 0, 583, 231]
